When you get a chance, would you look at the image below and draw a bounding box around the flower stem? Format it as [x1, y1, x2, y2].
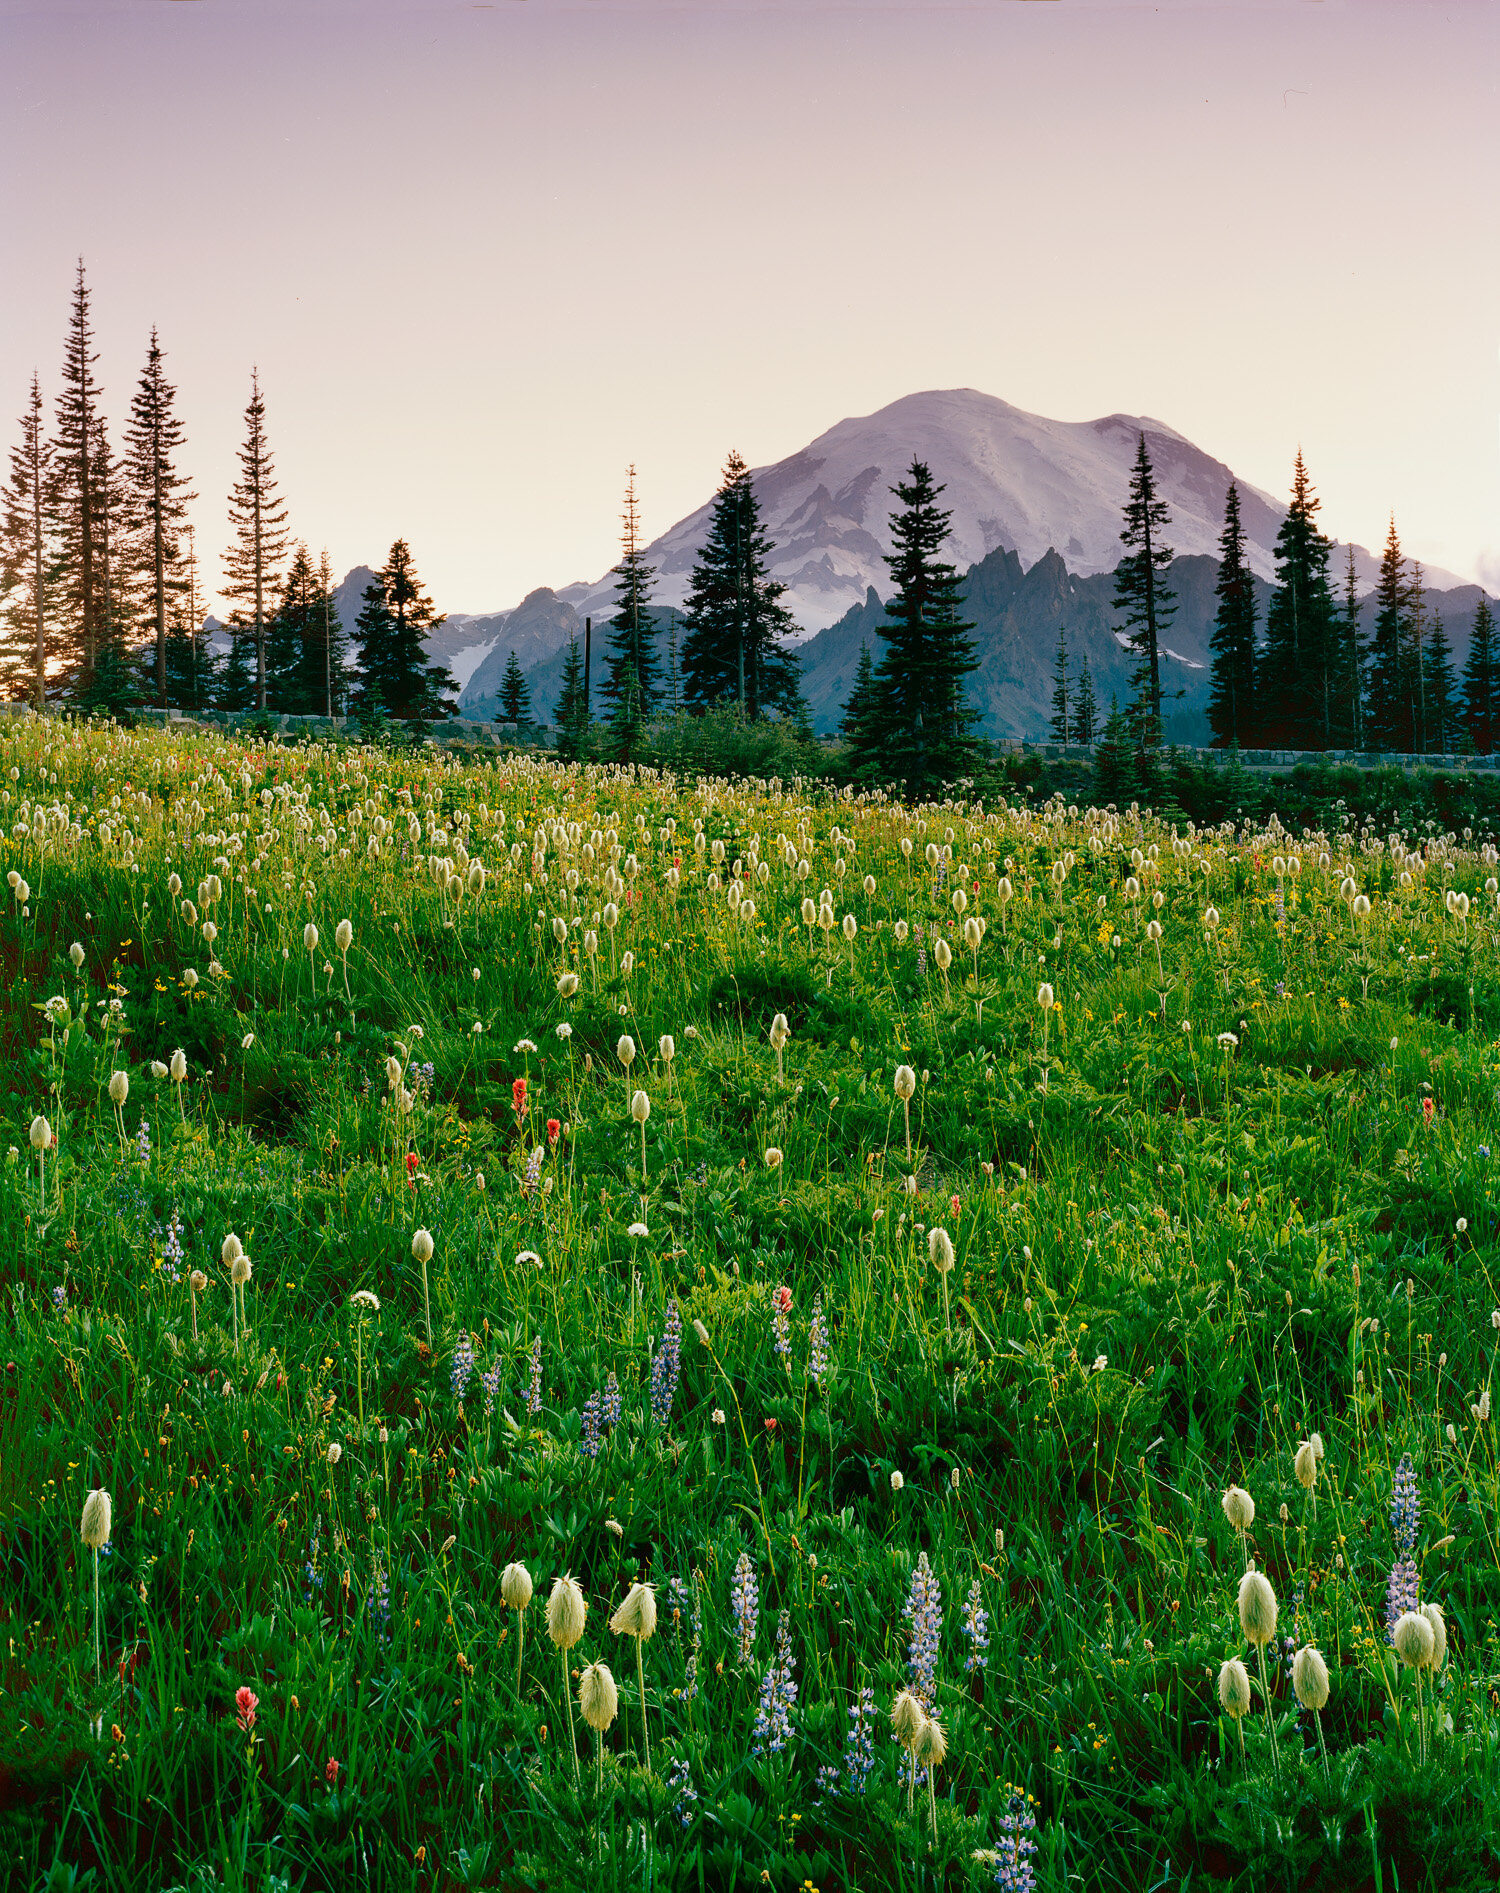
[635, 1640, 650, 1773]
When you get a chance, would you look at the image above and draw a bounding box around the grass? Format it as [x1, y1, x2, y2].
[3, 718, 1500, 1891]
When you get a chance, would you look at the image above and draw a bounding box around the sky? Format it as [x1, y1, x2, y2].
[2, 0, 1497, 617]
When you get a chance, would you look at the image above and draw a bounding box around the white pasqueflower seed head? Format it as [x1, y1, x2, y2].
[412, 1228, 434, 1264]
[108, 1070, 129, 1106]
[501, 1561, 533, 1611]
[189, 1269, 208, 1293]
[303, 923, 319, 952]
[1420, 1602, 1447, 1671]
[890, 1469, 904, 1492]
[928, 1227, 955, 1272]
[1393, 1610, 1434, 1669]
[914, 1714, 946, 1769]
[1037, 983, 1054, 1011]
[170, 1049, 187, 1082]
[29, 1116, 52, 1151]
[933, 938, 951, 970]
[764, 1146, 783, 1170]
[610, 1580, 657, 1642]
[326, 1442, 342, 1467]
[1292, 1644, 1330, 1711]
[1293, 1441, 1317, 1490]
[630, 1089, 651, 1124]
[351, 1289, 380, 1311]
[547, 1573, 587, 1649]
[231, 1255, 252, 1287]
[1217, 1657, 1251, 1718]
[1222, 1485, 1255, 1532]
[579, 1661, 618, 1732]
[890, 1688, 924, 1748]
[893, 1065, 916, 1101]
[692, 1318, 710, 1346]
[1237, 1568, 1278, 1648]
[221, 1232, 244, 1266]
[769, 1012, 790, 1050]
[616, 1034, 635, 1068]
[80, 1488, 112, 1549]
[335, 919, 353, 952]
[69, 941, 85, 967]
[658, 1033, 675, 1062]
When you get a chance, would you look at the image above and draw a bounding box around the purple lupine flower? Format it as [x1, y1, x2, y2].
[963, 1577, 989, 1674]
[1386, 1557, 1419, 1641]
[371, 1558, 391, 1641]
[994, 1791, 1038, 1892]
[731, 1551, 758, 1662]
[904, 1551, 942, 1706]
[843, 1685, 876, 1793]
[580, 1390, 603, 1459]
[526, 1334, 542, 1414]
[602, 1371, 621, 1429]
[451, 1331, 475, 1402]
[162, 1211, 184, 1283]
[650, 1299, 682, 1426]
[481, 1357, 501, 1419]
[665, 1754, 697, 1827]
[772, 1284, 792, 1360]
[51, 1283, 66, 1311]
[1390, 1453, 1419, 1553]
[808, 1294, 829, 1384]
[750, 1610, 797, 1757]
[136, 1118, 151, 1167]
[520, 1145, 544, 1196]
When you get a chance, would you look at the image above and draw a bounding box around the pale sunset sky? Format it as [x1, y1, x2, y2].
[3, 0, 1497, 615]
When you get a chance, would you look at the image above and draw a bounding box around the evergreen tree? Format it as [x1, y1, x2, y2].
[123, 328, 194, 708]
[1114, 433, 1175, 748]
[1422, 604, 1460, 754]
[1462, 593, 1498, 755]
[314, 550, 347, 716]
[353, 539, 455, 720]
[1207, 480, 1257, 747]
[600, 467, 661, 761]
[265, 543, 344, 714]
[164, 523, 217, 713]
[222, 369, 291, 712]
[1365, 516, 1407, 750]
[839, 640, 881, 775]
[1071, 656, 1098, 745]
[679, 449, 801, 720]
[217, 626, 256, 712]
[1337, 545, 1366, 749]
[1404, 561, 1429, 754]
[498, 649, 531, 724]
[50, 260, 106, 689]
[866, 460, 980, 796]
[1048, 627, 1070, 741]
[75, 418, 143, 717]
[0, 374, 57, 709]
[1259, 451, 1337, 748]
[554, 631, 590, 760]
[1092, 697, 1137, 804]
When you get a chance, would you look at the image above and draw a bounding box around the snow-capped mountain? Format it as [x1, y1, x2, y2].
[556, 387, 1380, 635]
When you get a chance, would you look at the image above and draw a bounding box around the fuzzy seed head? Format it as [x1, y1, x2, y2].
[616, 1034, 635, 1068]
[1237, 1568, 1278, 1647]
[1292, 1644, 1330, 1711]
[579, 1661, 618, 1732]
[890, 1688, 924, 1748]
[1393, 1610, 1434, 1669]
[29, 1116, 51, 1151]
[630, 1089, 650, 1124]
[230, 1255, 252, 1287]
[1420, 1603, 1447, 1672]
[501, 1562, 533, 1611]
[221, 1232, 243, 1266]
[1222, 1485, 1255, 1532]
[335, 920, 353, 952]
[108, 1070, 129, 1106]
[80, 1488, 112, 1549]
[546, 1573, 587, 1649]
[1217, 1657, 1251, 1718]
[914, 1714, 947, 1769]
[412, 1228, 434, 1264]
[928, 1227, 955, 1272]
[303, 923, 319, 952]
[610, 1580, 656, 1642]
[170, 1049, 187, 1082]
[893, 1064, 916, 1101]
[189, 1269, 208, 1293]
[1293, 1441, 1318, 1490]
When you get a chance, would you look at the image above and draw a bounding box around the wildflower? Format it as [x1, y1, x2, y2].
[1218, 1658, 1251, 1719]
[1237, 1569, 1277, 1647]
[235, 1686, 259, 1732]
[1390, 1454, 1419, 1552]
[808, 1294, 829, 1383]
[904, 1551, 942, 1705]
[732, 1551, 759, 1661]
[580, 1390, 603, 1458]
[764, 1146, 784, 1170]
[628, 1221, 649, 1239]
[579, 1661, 618, 1731]
[1222, 1485, 1254, 1531]
[546, 1117, 560, 1145]
[451, 1331, 476, 1402]
[891, 1469, 904, 1492]
[603, 1372, 622, 1428]
[1393, 1610, 1434, 1668]
[1386, 1557, 1420, 1638]
[650, 1299, 682, 1426]
[325, 1756, 340, 1786]
[839, 1684, 877, 1794]
[555, 1022, 572, 1040]
[512, 1076, 528, 1117]
[351, 1289, 380, 1312]
[526, 1334, 542, 1414]
[666, 1754, 698, 1828]
[993, 1790, 1038, 1892]
[326, 1443, 342, 1467]
[772, 1283, 792, 1358]
[750, 1609, 798, 1757]
[482, 1356, 501, 1419]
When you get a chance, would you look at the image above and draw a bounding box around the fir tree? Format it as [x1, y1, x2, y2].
[76, 418, 143, 717]
[679, 449, 801, 720]
[1404, 561, 1428, 754]
[1071, 656, 1098, 745]
[164, 523, 217, 713]
[1114, 434, 1175, 748]
[1422, 604, 1460, 754]
[1462, 594, 1498, 755]
[315, 550, 346, 716]
[866, 460, 980, 796]
[1365, 516, 1407, 750]
[1048, 627, 1070, 741]
[600, 467, 661, 761]
[1338, 545, 1366, 749]
[50, 260, 106, 688]
[123, 328, 194, 708]
[217, 626, 256, 712]
[222, 369, 291, 712]
[265, 544, 344, 714]
[498, 649, 531, 724]
[839, 640, 881, 775]
[1207, 481, 1257, 747]
[354, 539, 454, 720]
[1259, 452, 1337, 748]
[1092, 698, 1136, 804]
[554, 631, 590, 760]
[0, 374, 57, 709]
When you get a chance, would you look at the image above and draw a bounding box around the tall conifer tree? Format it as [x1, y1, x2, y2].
[1422, 606, 1460, 753]
[1259, 451, 1336, 748]
[50, 261, 106, 687]
[1207, 481, 1257, 747]
[0, 375, 56, 709]
[498, 650, 531, 724]
[1365, 517, 1407, 750]
[1338, 545, 1366, 748]
[1462, 594, 1498, 755]
[164, 523, 217, 712]
[1049, 627, 1070, 741]
[354, 540, 454, 719]
[866, 460, 980, 796]
[839, 641, 881, 775]
[1114, 433, 1175, 747]
[554, 632, 590, 760]
[600, 467, 660, 761]
[1071, 656, 1098, 745]
[222, 370, 290, 712]
[679, 450, 801, 720]
[1404, 561, 1428, 754]
[123, 329, 194, 708]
